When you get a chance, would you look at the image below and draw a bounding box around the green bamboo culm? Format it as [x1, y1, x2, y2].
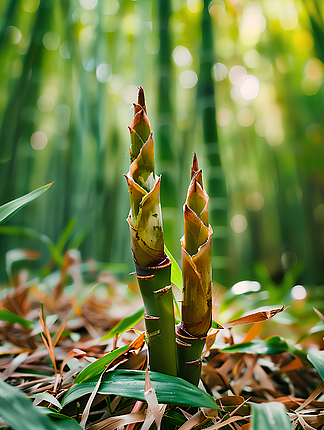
[176, 154, 213, 385]
[125, 87, 177, 376]
[197, 0, 228, 286]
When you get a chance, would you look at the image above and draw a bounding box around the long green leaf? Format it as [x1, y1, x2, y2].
[0, 182, 53, 225]
[37, 408, 83, 429]
[62, 369, 218, 409]
[100, 306, 144, 342]
[307, 350, 324, 382]
[73, 344, 130, 385]
[250, 401, 292, 430]
[0, 378, 57, 430]
[0, 309, 33, 328]
[30, 392, 62, 409]
[222, 336, 288, 355]
[164, 245, 182, 290]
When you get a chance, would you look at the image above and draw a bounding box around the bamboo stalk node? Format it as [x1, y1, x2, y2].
[144, 314, 160, 321]
[153, 285, 172, 300]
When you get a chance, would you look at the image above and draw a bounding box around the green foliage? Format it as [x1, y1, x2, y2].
[73, 344, 130, 385]
[0, 183, 53, 226]
[0, 378, 58, 430]
[250, 402, 292, 430]
[222, 335, 289, 354]
[63, 369, 219, 409]
[307, 350, 324, 382]
[0, 309, 33, 328]
[100, 306, 144, 342]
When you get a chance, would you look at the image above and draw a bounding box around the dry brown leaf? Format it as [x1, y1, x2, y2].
[177, 410, 208, 430]
[89, 411, 146, 430]
[295, 381, 324, 412]
[142, 367, 166, 430]
[242, 322, 264, 343]
[223, 305, 286, 329]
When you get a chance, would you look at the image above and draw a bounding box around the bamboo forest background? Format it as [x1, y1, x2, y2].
[0, 0, 323, 289]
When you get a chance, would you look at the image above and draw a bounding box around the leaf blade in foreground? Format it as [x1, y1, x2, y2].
[307, 350, 324, 382]
[0, 309, 33, 328]
[73, 344, 130, 385]
[100, 306, 144, 342]
[164, 245, 182, 290]
[0, 182, 53, 225]
[0, 378, 57, 430]
[62, 369, 218, 409]
[250, 401, 292, 430]
[222, 336, 288, 355]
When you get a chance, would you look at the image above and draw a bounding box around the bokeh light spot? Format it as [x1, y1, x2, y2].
[240, 14, 266, 36]
[237, 107, 255, 127]
[96, 63, 112, 83]
[301, 77, 322, 96]
[281, 250, 298, 270]
[305, 58, 324, 79]
[293, 31, 314, 54]
[243, 2, 262, 15]
[232, 280, 261, 295]
[213, 62, 228, 81]
[144, 34, 160, 55]
[22, 0, 40, 13]
[122, 85, 138, 104]
[187, 0, 203, 13]
[30, 131, 48, 150]
[216, 108, 233, 126]
[179, 70, 198, 89]
[245, 192, 264, 211]
[266, 123, 284, 146]
[243, 50, 261, 69]
[6, 26, 22, 45]
[172, 46, 192, 67]
[59, 41, 71, 59]
[230, 214, 247, 233]
[280, 9, 298, 31]
[240, 75, 259, 99]
[255, 119, 272, 137]
[313, 203, 324, 224]
[37, 95, 55, 112]
[229, 66, 247, 84]
[43, 32, 60, 51]
[121, 14, 141, 35]
[102, 0, 120, 15]
[291, 285, 307, 300]
[79, 0, 98, 10]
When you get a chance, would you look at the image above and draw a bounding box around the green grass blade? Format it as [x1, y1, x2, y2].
[0, 378, 57, 430]
[164, 245, 182, 290]
[307, 350, 324, 382]
[37, 408, 83, 429]
[222, 336, 288, 354]
[73, 344, 130, 385]
[100, 306, 144, 342]
[250, 401, 292, 430]
[30, 393, 62, 410]
[0, 182, 53, 225]
[62, 369, 218, 409]
[0, 310, 33, 328]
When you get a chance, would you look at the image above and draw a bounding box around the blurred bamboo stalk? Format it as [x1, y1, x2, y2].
[197, 0, 229, 286]
[156, 0, 179, 255]
[176, 154, 213, 385]
[125, 87, 177, 376]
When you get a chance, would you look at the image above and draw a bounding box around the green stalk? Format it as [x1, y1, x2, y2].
[197, 0, 228, 286]
[176, 154, 212, 385]
[125, 87, 177, 376]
